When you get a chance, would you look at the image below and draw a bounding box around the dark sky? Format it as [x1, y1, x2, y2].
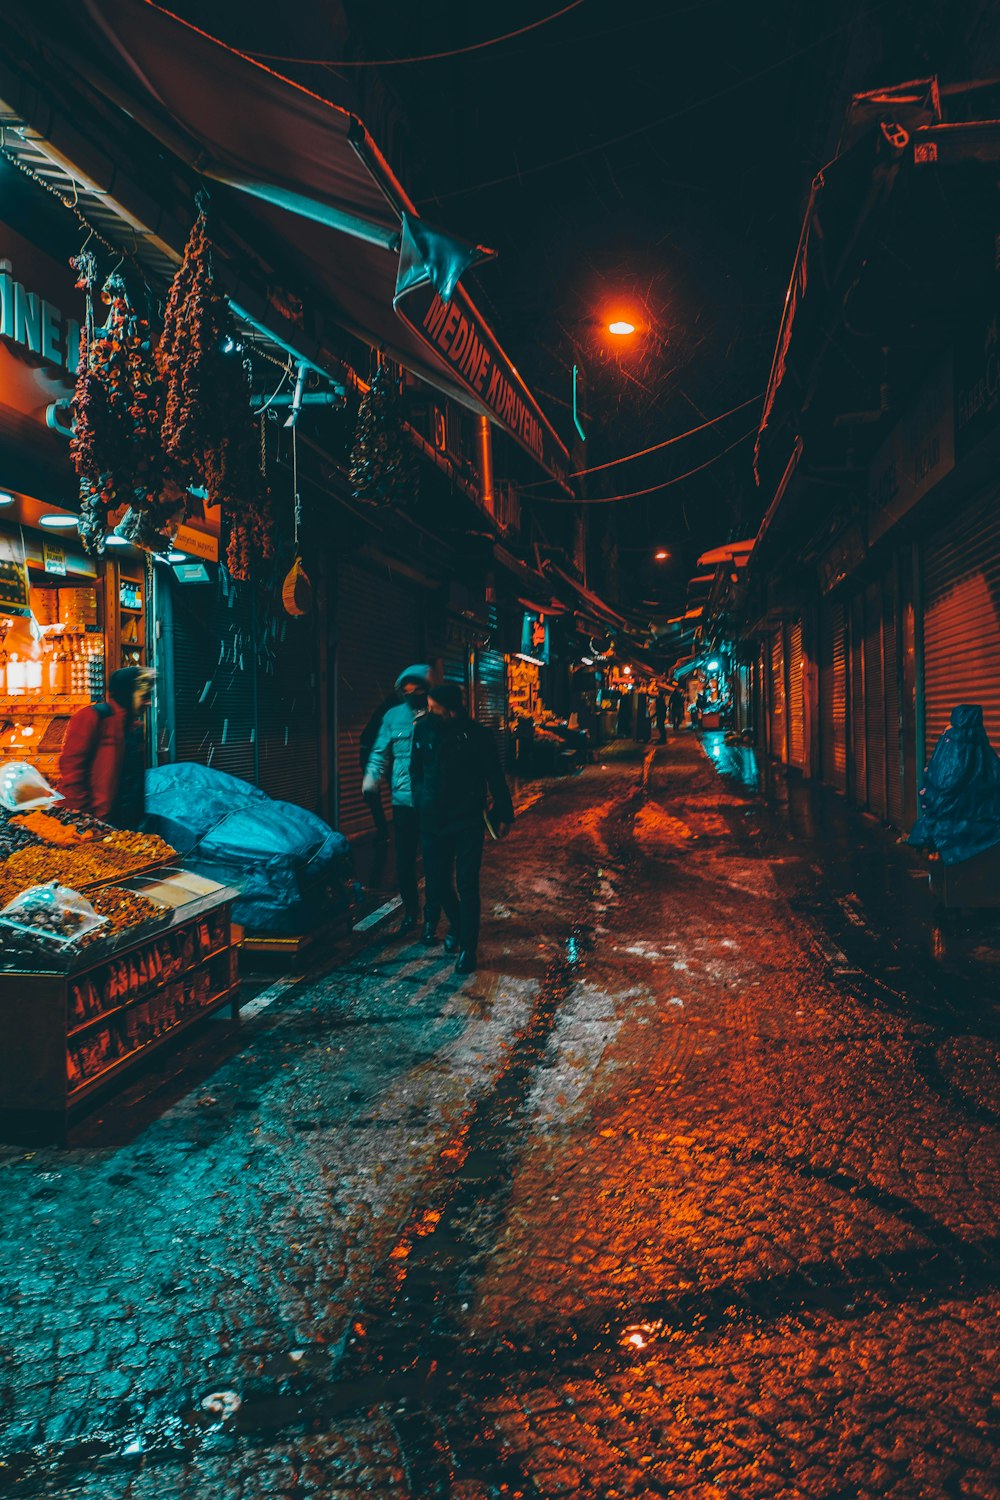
[177, 0, 978, 607]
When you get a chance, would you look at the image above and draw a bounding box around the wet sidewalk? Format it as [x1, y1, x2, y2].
[0, 738, 997, 1498]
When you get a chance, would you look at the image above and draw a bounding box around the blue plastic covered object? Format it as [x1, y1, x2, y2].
[144, 763, 352, 932]
[146, 763, 266, 851]
[909, 704, 1000, 866]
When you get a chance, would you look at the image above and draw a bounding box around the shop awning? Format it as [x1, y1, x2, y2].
[546, 563, 630, 632]
[9, 0, 571, 489]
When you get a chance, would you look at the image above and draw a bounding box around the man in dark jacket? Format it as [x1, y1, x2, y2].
[58, 667, 154, 829]
[411, 681, 514, 975]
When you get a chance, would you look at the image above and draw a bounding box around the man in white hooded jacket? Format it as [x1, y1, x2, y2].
[362, 664, 430, 936]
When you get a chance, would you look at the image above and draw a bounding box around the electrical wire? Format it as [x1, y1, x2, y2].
[244, 0, 586, 66]
[425, 16, 867, 203]
[533, 424, 758, 504]
[522, 391, 763, 487]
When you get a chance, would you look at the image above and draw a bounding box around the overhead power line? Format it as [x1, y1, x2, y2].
[534, 424, 758, 504]
[244, 1, 587, 66]
[521, 392, 763, 488]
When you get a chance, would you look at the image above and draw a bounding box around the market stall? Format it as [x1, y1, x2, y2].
[0, 765, 239, 1143]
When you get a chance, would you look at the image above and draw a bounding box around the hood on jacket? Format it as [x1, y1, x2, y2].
[395, 663, 431, 693]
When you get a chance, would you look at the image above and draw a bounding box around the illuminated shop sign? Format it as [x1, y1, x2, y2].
[0, 261, 81, 373]
[520, 611, 550, 666]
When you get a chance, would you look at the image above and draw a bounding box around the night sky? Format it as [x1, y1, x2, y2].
[173, 0, 971, 610]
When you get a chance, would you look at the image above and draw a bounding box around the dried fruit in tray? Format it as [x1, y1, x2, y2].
[0, 844, 126, 893]
[0, 817, 43, 859]
[82, 886, 168, 944]
[91, 829, 177, 866]
[0, 883, 106, 945]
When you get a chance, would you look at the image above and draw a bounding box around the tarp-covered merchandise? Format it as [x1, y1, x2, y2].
[146, 764, 353, 933]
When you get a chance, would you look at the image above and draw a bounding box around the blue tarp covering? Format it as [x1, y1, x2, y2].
[909, 704, 1000, 867]
[146, 764, 352, 933]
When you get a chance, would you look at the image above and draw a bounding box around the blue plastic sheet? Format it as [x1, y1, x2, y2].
[145, 764, 352, 932]
[909, 704, 1000, 867]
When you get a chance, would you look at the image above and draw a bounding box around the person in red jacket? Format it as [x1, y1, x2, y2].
[58, 667, 155, 828]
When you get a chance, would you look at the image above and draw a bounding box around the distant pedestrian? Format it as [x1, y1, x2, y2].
[362, 664, 431, 937]
[654, 691, 667, 743]
[411, 680, 514, 975]
[59, 666, 155, 830]
[669, 685, 685, 732]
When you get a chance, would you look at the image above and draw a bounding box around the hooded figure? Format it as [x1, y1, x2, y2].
[909, 704, 1000, 866]
[362, 663, 431, 934]
[58, 666, 155, 828]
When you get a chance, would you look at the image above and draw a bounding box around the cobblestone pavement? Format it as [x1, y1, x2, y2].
[1, 739, 998, 1498]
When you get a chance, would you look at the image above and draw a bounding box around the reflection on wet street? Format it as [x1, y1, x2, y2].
[1, 738, 998, 1498]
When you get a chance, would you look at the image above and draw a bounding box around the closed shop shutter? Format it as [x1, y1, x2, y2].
[923, 489, 1000, 761]
[820, 596, 847, 791]
[883, 562, 904, 827]
[171, 569, 256, 783]
[849, 592, 866, 803]
[434, 614, 473, 696]
[864, 579, 887, 815]
[768, 628, 785, 761]
[473, 607, 509, 768]
[336, 562, 426, 839]
[787, 618, 805, 770]
[256, 609, 322, 812]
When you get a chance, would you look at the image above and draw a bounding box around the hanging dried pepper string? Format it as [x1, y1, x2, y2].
[159, 202, 274, 581]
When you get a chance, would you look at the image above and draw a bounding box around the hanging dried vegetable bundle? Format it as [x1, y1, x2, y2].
[160, 204, 273, 580]
[69, 257, 165, 553]
[226, 486, 275, 582]
[348, 357, 419, 509]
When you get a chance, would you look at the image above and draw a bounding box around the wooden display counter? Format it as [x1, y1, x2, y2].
[0, 869, 240, 1143]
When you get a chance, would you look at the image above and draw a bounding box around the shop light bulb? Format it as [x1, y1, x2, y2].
[105, 534, 129, 547]
[707, 659, 719, 671]
[0, 493, 14, 507]
[609, 320, 635, 336]
[167, 551, 188, 563]
[38, 513, 79, 529]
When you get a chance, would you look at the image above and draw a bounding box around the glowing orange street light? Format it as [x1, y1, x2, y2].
[654, 548, 670, 561]
[608, 319, 636, 336]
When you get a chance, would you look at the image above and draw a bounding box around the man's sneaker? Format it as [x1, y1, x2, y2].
[454, 949, 477, 975]
[422, 922, 438, 945]
[443, 931, 459, 956]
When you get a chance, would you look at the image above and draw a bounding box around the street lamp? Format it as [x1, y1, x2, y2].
[654, 548, 670, 561]
[608, 320, 636, 336]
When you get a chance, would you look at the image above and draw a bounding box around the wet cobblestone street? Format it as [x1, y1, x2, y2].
[1, 737, 998, 1498]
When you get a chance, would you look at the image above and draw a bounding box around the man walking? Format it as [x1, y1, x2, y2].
[362, 664, 431, 937]
[411, 681, 514, 975]
[669, 683, 686, 732]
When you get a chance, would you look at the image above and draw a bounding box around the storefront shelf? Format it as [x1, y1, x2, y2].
[66, 943, 232, 1038]
[67, 981, 240, 1104]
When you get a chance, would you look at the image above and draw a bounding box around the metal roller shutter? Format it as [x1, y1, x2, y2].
[336, 562, 426, 839]
[256, 609, 322, 812]
[820, 596, 848, 791]
[787, 618, 805, 770]
[864, 580, 887, 816]
[768, 628, 785, 761]
[923, 490, 1000, 762]
[883, 563, 904, 828]
[171, 569, 256, 783]
[473, 606, 509, 770]
[849, 592, 866, 804]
